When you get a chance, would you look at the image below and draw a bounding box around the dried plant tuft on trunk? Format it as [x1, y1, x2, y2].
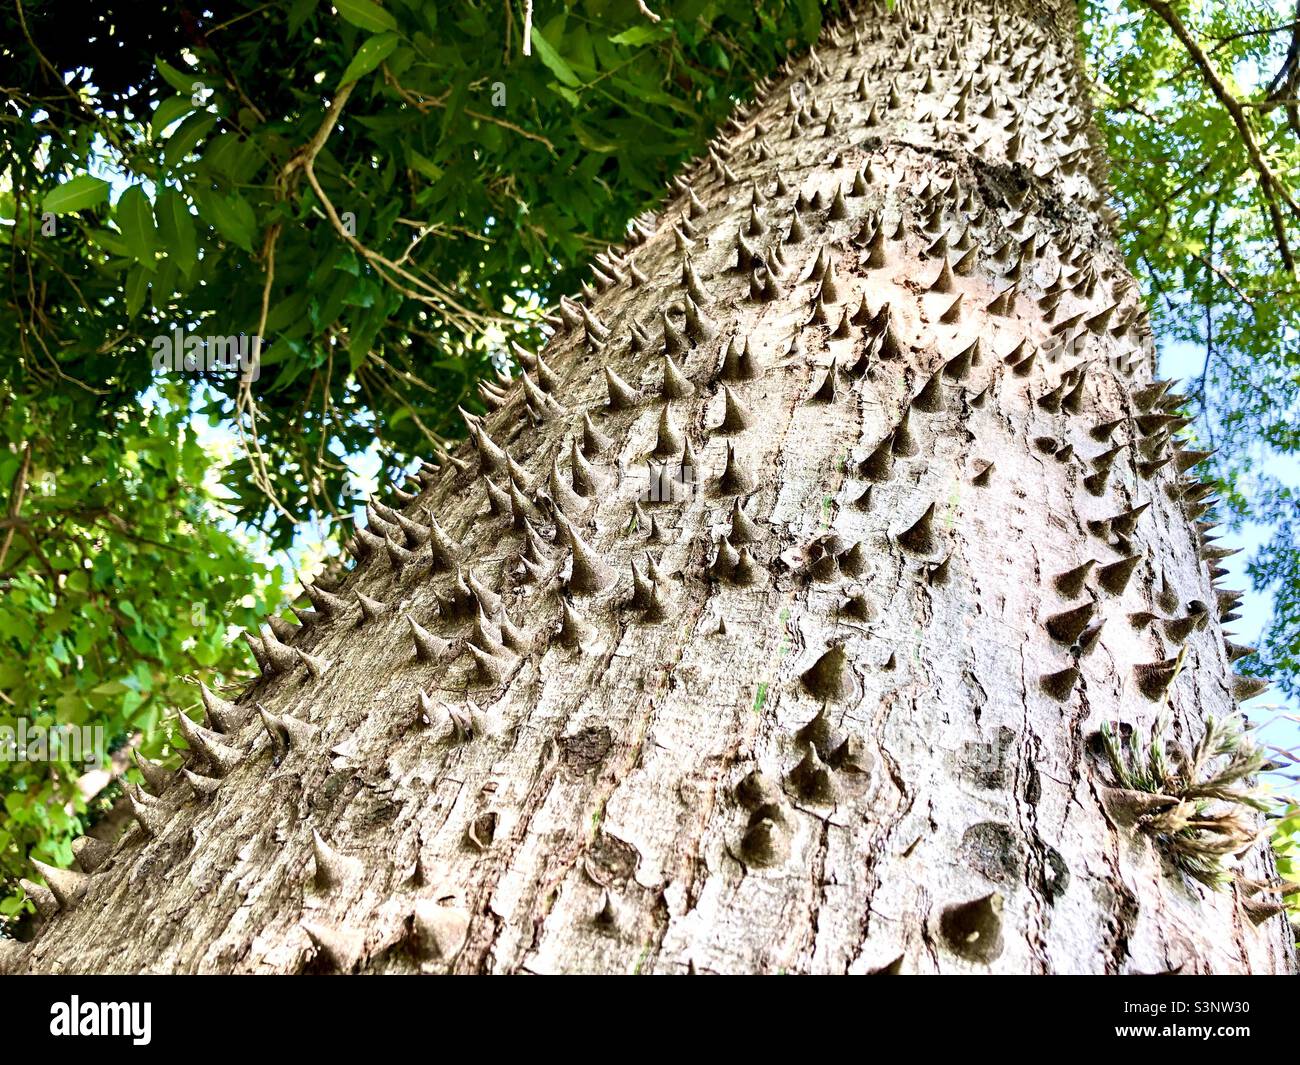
[1101, 716, 1268, 889]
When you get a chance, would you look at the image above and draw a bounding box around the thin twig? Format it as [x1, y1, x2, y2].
[380, 65, 555, 153]
[1193, 251, 1255, 307]
[0, 442, 32, 571]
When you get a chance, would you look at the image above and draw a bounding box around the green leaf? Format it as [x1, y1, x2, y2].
[156, 56, 203, 96]
[157, 187, 198, 277]
[116, 185, 160, 268]
[572, 122, 617, 153]
[289, 0, 317, 33]
[530, 26, 580, 88]
[406, 148, 444, 181]
[163, 111, 217, 170]
[194, 188, 257, 252]
[339, 31, 400, 86]
[334, 0, 398, 33]
[608, 25, 669, 46]
[41, 175, 110, 215]
[150, 95, 195, 138]
[85, 228, 129, 257]
[548, 82, 580, 108]
[124, 263, 150, 318]
[441, 76, 469, 136]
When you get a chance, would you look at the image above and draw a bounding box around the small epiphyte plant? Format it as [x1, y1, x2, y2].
[1102, 716, 1268, 889]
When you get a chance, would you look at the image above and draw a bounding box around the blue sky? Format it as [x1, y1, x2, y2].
[1157, 340, 1299, 786]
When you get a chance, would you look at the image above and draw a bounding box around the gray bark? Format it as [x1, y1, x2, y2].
[6, 0, 1295, 975]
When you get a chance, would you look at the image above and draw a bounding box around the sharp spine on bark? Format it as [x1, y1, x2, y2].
[839, 542, 868, 577]
[356, 590, 389, 624]
[941, 893, 1004, 962]
[467, 641, 510, 685]
[718, 443, 756, 495]
[1110, 503, 1149, 537]
[295, 648, 331, 679]
[20, 878, 59, 920]
[605, 368, 643, 411]
[710, 537, 739, 582]
[410, 899, 472, 962]
[1041, 666, 1080, 701]
[1173, 448, 1215, 475]
[789, 745, 838, 804]
[729, 498, 760, 543]
[1046, 602, 1095, 644]
[385, 535, 417, 571]
[928, 257, 956, 293]
[801, 643, 855, 701]
[258, 627, 298, 675]
[740, 806, 790, 866]
[913, 370, 945, 412]
[718, 385, 753, 432]
[302, 921, 364, 972]
[471, 606, 506, 658]
[1224, 640, 1256, 663]
[176, 711, 243, 776]
[267, 614, 298, 643]
[661, 354, 694, 400]
[1097, 554, 1141, 595]
[806, 360, 838, 402]
[1132, 379, 1173, 411]
[312, 829, 364, 891]
[180, 768, 219, 798]
[662, 309, 688, 356]
[466, 573, 502, 615]
[408, 615, 451, 663]
[891, 409, 919, 456]
[1052, 561, 1096, 599]
[303, 582, 347, 618]
[558, 599, 596, 650]
[817, 260, 842, 304]
[944, 339, 979, 380]
[548, 456, 590, 516]
[569, 439, 605, 497]
[30, 858, 88, 910]
[416, 689, 436, 727]
[1135, 659, 1179, 700]
[126, 782, 169, 837]
[200, 681, 246, 732]
[72, 835, 111, 875]
[556, 512, 616, 594]
[897, 503, 938, 554]
[348, 527, 384, 561]
[132, 748, 174, 795]
[720, 335, 760, 380]
[581, 413, 614, 457]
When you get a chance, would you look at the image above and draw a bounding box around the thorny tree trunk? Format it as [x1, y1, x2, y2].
[6, 0, 1295, 975]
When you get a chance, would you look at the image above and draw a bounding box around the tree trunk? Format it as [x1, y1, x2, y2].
[7, 0, 1295, 975]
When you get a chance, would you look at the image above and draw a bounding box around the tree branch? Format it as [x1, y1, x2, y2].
[1143, 0, 1299, 275]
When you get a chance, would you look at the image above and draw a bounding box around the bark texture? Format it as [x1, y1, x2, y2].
[6, 0, 1295, 975]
